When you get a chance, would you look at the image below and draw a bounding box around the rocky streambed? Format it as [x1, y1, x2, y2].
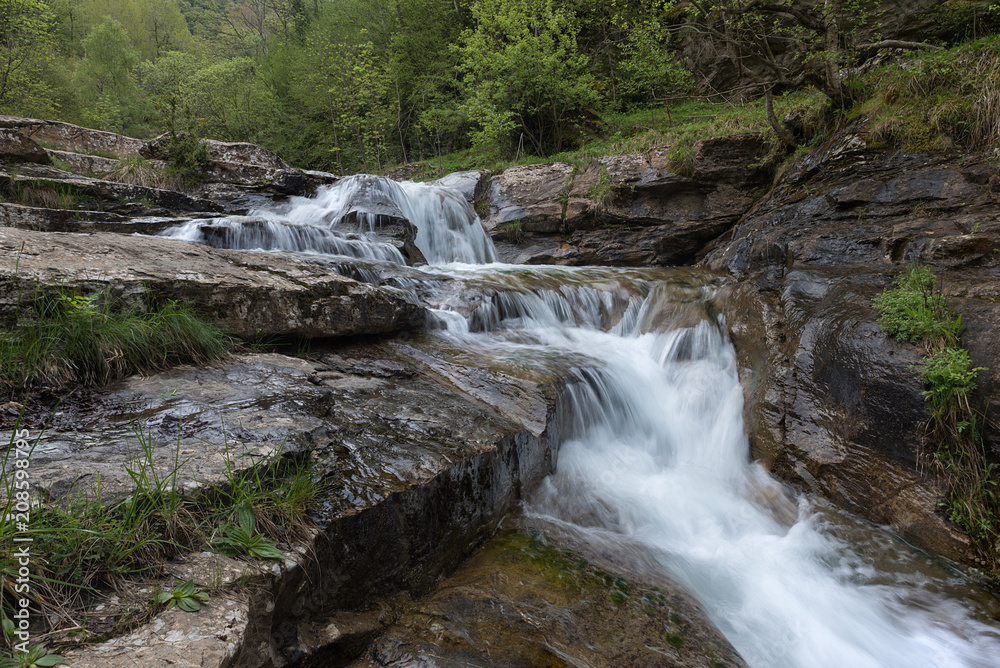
[2, 116, 1000, 667]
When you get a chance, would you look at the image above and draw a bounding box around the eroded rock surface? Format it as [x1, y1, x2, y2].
[336, 530, 745, 668]
[487, 137, 773, 266]
[0, 127, 51, 164]
[0, 227, 425, 339]
[484, 162, 573, 234]
[704, 128, 1000, 560]
[31, 339, 565, 667]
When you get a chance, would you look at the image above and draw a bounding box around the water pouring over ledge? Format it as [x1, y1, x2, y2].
[160, 178, 1000, 667]
[161, 175, 496, 265]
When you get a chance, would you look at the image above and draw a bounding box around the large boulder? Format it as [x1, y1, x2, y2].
[510, 141, 769, 266]
[484, 162, 574, 234]
[0, 227, 426, 339]
[0, 115, 145, 157]
[430, 169, 491, 205]
[141, 132, 289, 170]
[0, 127, 50, 164]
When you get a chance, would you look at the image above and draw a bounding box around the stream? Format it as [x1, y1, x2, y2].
[163, 176, 1000, 667]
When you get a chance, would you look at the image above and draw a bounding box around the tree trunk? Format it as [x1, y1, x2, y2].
[765, 87, 797, 148]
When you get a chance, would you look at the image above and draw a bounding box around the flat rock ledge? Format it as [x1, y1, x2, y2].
[0, 227, 425, 339]
[27, 343, 744, 668]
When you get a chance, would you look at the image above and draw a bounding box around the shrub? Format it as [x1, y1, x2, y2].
[159, 132, 210, 188]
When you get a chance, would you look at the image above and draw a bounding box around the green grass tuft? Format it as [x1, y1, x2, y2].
[857, 35, 1000, 152]
[0, 289, 230, 391]
[103, 156, 177, 190]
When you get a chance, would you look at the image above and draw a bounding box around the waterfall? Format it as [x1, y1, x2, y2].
[158, 175, 1000, 667]
[160, 215, 407, 263]
[429, 265, 1000, 668]
[160, 175, 496, 266]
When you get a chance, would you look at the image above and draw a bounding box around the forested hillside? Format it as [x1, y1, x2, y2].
[2, 0, 999, 175]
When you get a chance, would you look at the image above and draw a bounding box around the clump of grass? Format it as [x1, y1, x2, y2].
[587, 165, 614, 209]
[103, 156, 175, 190]
[0, 289, 231, 391]
[873, 265, 997, 568]
[858, 35, 1000, 151]
[1, 417, 327, 647]
[1, 179, 75, 209]
[495, 220, 525, 244]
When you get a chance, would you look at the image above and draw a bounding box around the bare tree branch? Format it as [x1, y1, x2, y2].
[857, 40, 943, 51]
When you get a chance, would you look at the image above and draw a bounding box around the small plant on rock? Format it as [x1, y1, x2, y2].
[156, 580, 209, 612]
[587, 165, 614, 209]
[205, 505, 285, 560]
[0, 621, 68, 667]
[0, 646, 69, 668]
[873, 266, 957, 344]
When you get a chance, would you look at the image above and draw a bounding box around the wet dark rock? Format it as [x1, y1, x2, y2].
[0, 127, 51, 164]
[0, 227, 426, 340]
[706, 131, 1000, 561]
[332, 530, 745, 668]
[36, 339, 574, 667]
[485, 140, 769, 266]
[691, 133, 775, 186]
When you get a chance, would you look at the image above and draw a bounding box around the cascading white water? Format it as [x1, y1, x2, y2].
[160, 176, 1000, 666]
[161, 215, 407, 263]
[427, 267, 1000, 668]
[161, 175, 496, 265]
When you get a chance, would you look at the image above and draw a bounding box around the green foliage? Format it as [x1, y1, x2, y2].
[74, 18, 142, 134]
[158, 131, 211, 187]
[872, 266, 958, 344]
[0, 0, 58, 117]
[0, 288, 230, 390]
[458, 0, 601, 157]
[859, 35, 1000, 151]
[156, 580, 209, 612]
[75, 0, 195, 61]
[0, 643, 69, 668]
[920, 348, 984, 416]
[205, 507, 286, 560]
[183, 57, 280, 144]
[874, 265, 997, 568]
